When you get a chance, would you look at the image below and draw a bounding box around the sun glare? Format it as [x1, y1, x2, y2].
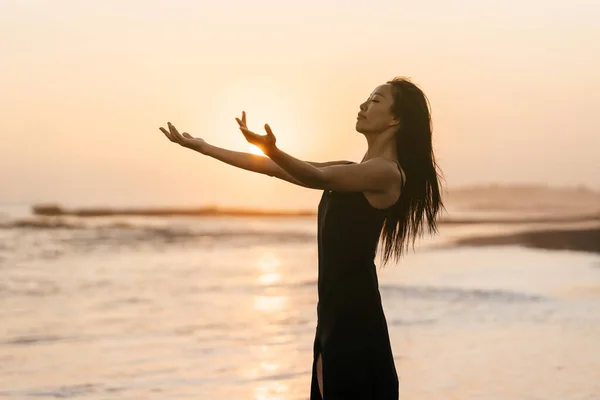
[210, 79, 313, 157]
[248, 144, 265, 156]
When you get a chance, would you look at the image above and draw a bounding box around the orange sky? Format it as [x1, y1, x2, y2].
[1, 1, 599, 209]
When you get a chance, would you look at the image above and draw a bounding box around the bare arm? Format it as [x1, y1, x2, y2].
[159, 123, 353, 188]
[201, 143, 353, 187]
[202, 143, 353, 175]
[268, 147, 400, 192]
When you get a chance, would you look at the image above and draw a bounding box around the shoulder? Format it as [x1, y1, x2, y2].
[362, 158, 405, 193]
[362, 157, 403, 177]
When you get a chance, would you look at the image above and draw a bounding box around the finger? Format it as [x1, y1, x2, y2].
[264, 124, 275, 138]
[171, 124, 190, 146]
[182, 132, 193, 139]
[160, 127, 175, 142]
[240, 126, 258, 142]
[168, 122, 178, 136]
[242, 111, 246, 126]
[168, 122, 183, 143]
[239, 126, 252, 139]
[235, 118, 247, 129]
[240, 126, 258, 136]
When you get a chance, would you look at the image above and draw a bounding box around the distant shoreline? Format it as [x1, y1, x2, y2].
[453, 225, 600, 254]
[31, 204, 600, 224]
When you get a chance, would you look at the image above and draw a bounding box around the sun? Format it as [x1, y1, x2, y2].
[248, 144, 265, 156]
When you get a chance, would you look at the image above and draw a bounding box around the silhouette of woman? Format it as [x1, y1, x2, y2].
[160, 76, 444, 399]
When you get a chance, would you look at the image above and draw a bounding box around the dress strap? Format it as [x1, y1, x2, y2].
[393, 160, 406, 188]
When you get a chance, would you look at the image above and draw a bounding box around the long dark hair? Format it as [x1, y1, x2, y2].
[379, 77, 445, 265]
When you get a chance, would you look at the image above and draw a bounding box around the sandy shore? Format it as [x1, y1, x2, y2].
[454, 225, 600, 254]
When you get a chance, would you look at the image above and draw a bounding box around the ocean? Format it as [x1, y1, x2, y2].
[1, 203, 599, 399]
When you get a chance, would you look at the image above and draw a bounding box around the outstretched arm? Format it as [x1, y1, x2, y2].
[159, 122, 353, 188]
[199, 142, 353, 187]
[269, 147, 397, 192]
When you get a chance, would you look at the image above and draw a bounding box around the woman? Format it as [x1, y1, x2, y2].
[160, 77, 444, 399]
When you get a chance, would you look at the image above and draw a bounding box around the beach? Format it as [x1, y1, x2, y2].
[1, 203, 599, 399]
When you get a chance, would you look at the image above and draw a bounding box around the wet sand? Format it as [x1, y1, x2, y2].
[454, 225, 600, 254]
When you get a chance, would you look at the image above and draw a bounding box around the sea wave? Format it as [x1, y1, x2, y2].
[0, 217, 315, 240]
[380, 284, 545, 302]
[0, 217, 317, 265]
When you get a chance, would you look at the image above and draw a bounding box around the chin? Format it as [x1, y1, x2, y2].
[355, 121, 366, 134]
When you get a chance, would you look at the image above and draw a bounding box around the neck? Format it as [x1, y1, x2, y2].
[362, 127, 398, 162]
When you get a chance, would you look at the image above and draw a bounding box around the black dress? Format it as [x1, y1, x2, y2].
[309, 187, 399, 399]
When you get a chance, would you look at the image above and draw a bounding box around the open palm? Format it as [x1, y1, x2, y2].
[235, 111, 277, 153]
[159, 122, 206, 152]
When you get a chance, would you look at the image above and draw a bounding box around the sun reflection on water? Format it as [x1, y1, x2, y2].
[249, 250, 294, 399]
[257, 251, 281, 272]
[258, 272, 282, 285]
[253, 295, 287, 312]
[254, 251, 286, 311]
[253, 381, 289, 400]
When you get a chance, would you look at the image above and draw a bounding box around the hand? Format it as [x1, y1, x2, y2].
[159, 122, 207, 153]
[235, 111, 277, 154]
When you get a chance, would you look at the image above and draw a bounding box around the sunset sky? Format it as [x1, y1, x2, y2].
[2, 0, 599, 209]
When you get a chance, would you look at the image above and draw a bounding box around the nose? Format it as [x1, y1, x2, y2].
[359, 101, 367, 111]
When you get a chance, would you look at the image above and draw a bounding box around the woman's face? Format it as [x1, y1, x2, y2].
[356, 84, 399, 134]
